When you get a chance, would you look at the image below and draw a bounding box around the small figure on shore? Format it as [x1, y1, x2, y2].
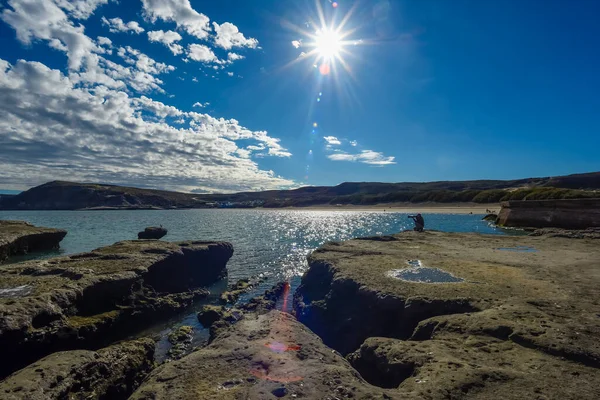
[408, 213, 425, 232]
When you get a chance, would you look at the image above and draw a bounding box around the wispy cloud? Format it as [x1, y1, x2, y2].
[323, 136, 341, 145]
[327, 150, 396, 165]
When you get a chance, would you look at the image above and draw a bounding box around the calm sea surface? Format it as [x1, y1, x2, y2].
[0, 209, 505, 359]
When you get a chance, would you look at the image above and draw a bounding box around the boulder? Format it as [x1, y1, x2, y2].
[0, 220, 67, 263]
[293, 231, 600, 396]
[130, 310, 394, 399]
[0, 239, 233, 378]
[0, 338, 154, 400]
[138, 226, 168, 240]
[497, 198, 600, 229]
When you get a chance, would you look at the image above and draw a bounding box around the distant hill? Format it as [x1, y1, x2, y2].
[1, 172, 599, 210]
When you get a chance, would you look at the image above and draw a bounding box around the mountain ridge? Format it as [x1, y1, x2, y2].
[1, 172, 599, 210]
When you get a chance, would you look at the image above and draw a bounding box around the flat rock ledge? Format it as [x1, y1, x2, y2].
[0, 220, 67, 263]
[0, 239, 233, 378]
[294, 230, 600, 398]
[0, 338, 154, 400]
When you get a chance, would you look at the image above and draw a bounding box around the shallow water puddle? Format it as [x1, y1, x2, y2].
[0, 285, 33, 298]
[497, 246, 537, 253]
[387, 260, 464, 283]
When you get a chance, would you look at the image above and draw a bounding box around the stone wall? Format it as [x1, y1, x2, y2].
[496, 198, 600, 229]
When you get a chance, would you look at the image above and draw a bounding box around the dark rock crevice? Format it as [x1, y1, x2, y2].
[294, 259, 479, 355]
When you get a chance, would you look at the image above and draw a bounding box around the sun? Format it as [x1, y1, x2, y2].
[314, 28, 342, 60]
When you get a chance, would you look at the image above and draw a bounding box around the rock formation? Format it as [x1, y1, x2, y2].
[0, 220, 67, 263]
[130, 310, 395, 399]
[294, 231, 600, 398]
[137, 226, 168, 239]
[0, 239, 233, 378]
[497, 198, 600, 229]
[0, 338, 154, 400]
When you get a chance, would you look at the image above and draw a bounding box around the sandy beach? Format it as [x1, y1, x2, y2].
[274, 203, 500, 214]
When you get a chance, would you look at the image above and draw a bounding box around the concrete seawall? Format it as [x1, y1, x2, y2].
[497, 198, 600, 229]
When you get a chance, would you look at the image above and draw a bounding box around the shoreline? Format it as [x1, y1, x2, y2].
[272, 203, 499, 214]
[1, 203, 501, 214]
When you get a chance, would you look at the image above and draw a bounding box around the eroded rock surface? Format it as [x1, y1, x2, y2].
[0, 240, 233, 378]
[294, 231, 600, 396]
[0, 220, 67, 263]
[0, 338, 154, 400]
[130, 310, 394, 399]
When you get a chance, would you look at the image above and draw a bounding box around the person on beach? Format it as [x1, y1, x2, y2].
[409, 213, 425, 232]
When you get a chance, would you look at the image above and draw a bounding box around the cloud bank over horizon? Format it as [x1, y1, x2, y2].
[0, 0, 292, 193]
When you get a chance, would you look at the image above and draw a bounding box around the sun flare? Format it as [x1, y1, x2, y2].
[314, 28, 342, 60]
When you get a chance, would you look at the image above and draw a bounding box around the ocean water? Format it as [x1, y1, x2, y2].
[0, 209, 504, 359]
[0, 209, 503, 283]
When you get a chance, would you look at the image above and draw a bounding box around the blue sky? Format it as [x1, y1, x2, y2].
[0, 0, 598, 193]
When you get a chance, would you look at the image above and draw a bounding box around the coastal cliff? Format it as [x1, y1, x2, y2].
[0, 239, 233, 378]
[0, 220, 67, 263]
[497, 198, 600, 229]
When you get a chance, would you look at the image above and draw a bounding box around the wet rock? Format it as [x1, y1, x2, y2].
[137, 226, 168, 240]
[482, 213, 498, 222]
[198, 305, 227, 327]
[0, 220, 67, 263]
[0, 338, 154, 400]
[166, 325, 193, 361]
[219, 278, 251, 303]
[0, 239, 233, 378]
[294, 231, 600, 397]
[130, 311, 394, 399]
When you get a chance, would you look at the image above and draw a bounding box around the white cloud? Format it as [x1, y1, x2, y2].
[1, 0, 99, 71]
[97, 36, 112, 46]
[350, 140, 358, 146]
[227, 71, 234, 77]
[212, 22, 258, 50]
[327, 150, 396, 165]
[0, 58, 295, 192]
[291, 40, 302, 48]
[147, 30, 183, 55]
[192, 77, 198, 82]
[227, 52, 244, 61]
[187, 44, 217, 63]
[54, 0, 111, 19]
[193, 101, 209, 108]
[323, 136, 341, 145]
[101, 16, 144, 34]
[141, 0, 210, 39]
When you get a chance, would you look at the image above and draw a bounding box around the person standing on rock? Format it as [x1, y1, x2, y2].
[409, 213, 425, 232]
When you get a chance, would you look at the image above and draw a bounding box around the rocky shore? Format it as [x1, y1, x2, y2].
[294, 231, 600, 398]
[0, 220, 67, 263]
[0, 239, 233, 378]
[2, 230, 599, 398]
